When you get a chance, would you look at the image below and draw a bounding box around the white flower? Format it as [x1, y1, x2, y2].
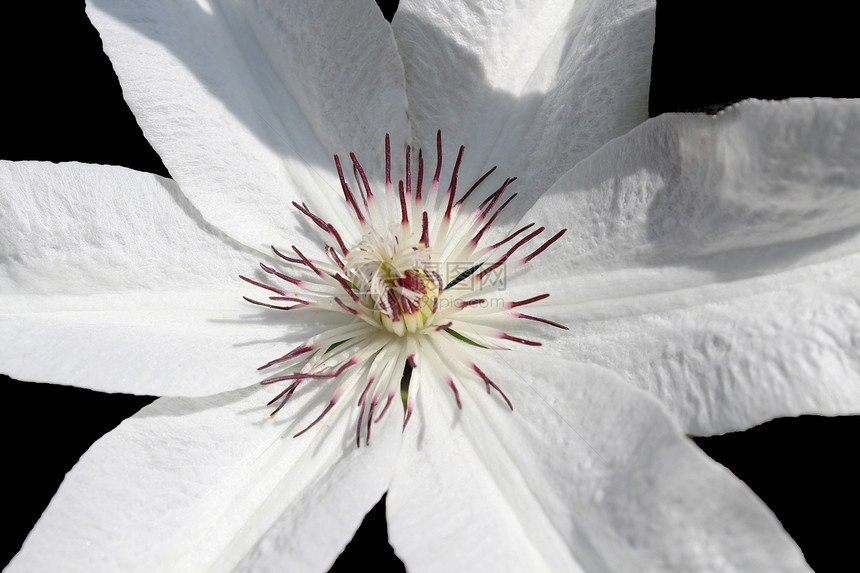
[1, 1, 858, 572]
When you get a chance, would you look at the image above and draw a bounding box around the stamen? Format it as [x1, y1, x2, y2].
[477, 227, 544, 281]
[500, 333, 542, 347]
[405, 145, 412, 196]
[455, 165, 497, 207]
[334, 155, 366, 224]
[486, 222, 535, 253]
[513, 313, 569, 330]
[243, 131, 564, 446]
[509, 293, 549, 308]
[294, 389, 343, 438]
[266, 381, 303, 415]
[356, 377, 375, 448]
[416, 149, 424, 201]
[385, 134, 392, 191]
[242, 296, 301, 311]
[374, 391, 395, 423]
[456, 298, 486, 309]
[258, 344, 316, 370]
[521, 229, 567, 265]
[239, 275, 288, 296]
[399, 181, 408, 224]
[350, 152, 373, 201]
[333, 274, 359, 302]
[334, 297, 361, 316]
[432, 130, 443, 188]
[447, 378, 462, 409]
[260, 262, 303, 286]
[420, 211, 430, 247]
[443, 145, 465, 220]
[272, 245, 303, 264]
[292, 201, 350, 256]
[291, 246, 324, 277]
[472, 364, 513, 410]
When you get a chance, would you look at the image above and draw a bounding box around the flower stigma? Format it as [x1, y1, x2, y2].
[241, 132, 567, 447]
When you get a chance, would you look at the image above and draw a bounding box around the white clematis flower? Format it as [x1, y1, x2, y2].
[1, 1, 858, 573]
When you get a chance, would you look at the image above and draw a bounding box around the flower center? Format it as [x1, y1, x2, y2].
[345, 232, 441, 335]
[241, 131, 568, 447]
[371, 266, 440, 335]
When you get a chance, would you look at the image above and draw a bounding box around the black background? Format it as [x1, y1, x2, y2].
[1, 1, 857, 571]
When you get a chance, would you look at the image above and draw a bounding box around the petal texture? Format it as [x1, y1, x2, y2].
[393, 0, 656, 210]
[86, 0, 410, 250]
[387, 352, 809, 572]
[7, 383, 401, 573]
[0, 160, 306, 396]
[520, 99, 860, 433]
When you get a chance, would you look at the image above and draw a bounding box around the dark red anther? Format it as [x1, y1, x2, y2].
[334, 297, 360, 315]
[385, 133, 391, 189]
[294, 395, 340, 438]
[326, 223, 349, 257]
[239, 274, 288, 296]
[242, 296, 302, 312]
[325, 245, 345, 269]
[456, 165, 497, 207]
[447, 379, 462, 409]
[488, 222, 535, 250]
[267, 380, 303, 415]
[374, 391, 395, 423]
[291, 246, 324, 277]
[258, 344, 316, 370]
[514, 313, 569, 330]
[334, 154, 366, 224]
[477, 227, 545, 281]
[399, 181, 409, 224]
[356, 377, 375, 448]
[521, 229, 566, 265]
[405, 145, 412, 196]
[471, 192, 518, 246]
[260, 262, 302, 286]
[416, 149, 424, 201]
[500, 333, 542, 347]
[472, 365, 513, 410]
[443, 145, 465, 220]
[509, 293, 549, 308]
[433, 130, 443, 186]
[420, 211, 430, 247]
[365, 398, 377, 446]
[456, 298, 486, 309]
[269, 296, 311, 305]
[350, 152, 373, 200]
[291, 201, 349, 256]
[272, 245, 303, 264]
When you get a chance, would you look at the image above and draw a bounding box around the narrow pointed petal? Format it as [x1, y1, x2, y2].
[393, 0, 655, 208]
[0, 161, 302, 396]
[86, 0, 409, 249]
[6, 384, 401, 573]
[518, 99, 860, 434]
[387, 353, 809, 572]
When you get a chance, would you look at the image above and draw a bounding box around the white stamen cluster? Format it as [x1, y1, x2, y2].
[242, 132, 566, 446]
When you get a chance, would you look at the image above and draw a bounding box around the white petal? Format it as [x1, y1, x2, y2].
[6, 383, 401, 573]
[387, 352, 809, 572]
[0, 160, 306, 396]
[86, 0, 410, 250]
[519, 99, 860, 433]
[393, 0, 656, 208]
